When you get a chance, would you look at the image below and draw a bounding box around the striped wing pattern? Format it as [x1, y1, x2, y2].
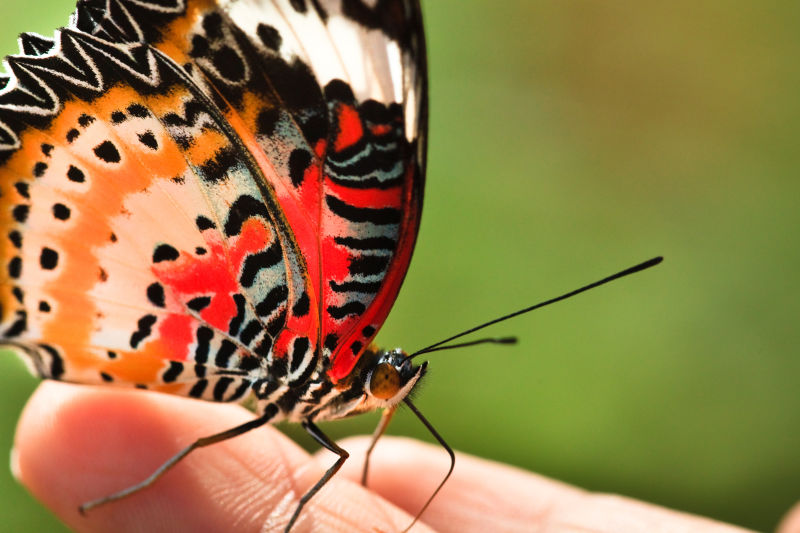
[0, 0, 426, 418]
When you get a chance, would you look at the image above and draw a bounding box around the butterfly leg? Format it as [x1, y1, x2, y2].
[79, 413, 272, 514]
[285, 420, 349, 532]
[361, 406, 396, 486]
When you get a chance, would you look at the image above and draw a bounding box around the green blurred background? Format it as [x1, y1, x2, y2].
[1, 1, 798, 531]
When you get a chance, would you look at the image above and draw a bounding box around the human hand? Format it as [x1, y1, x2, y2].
[12, 381, 796, 532]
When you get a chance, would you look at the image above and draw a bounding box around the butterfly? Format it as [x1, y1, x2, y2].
[1, 1, 665, 530]
[0, 0, 429, 530]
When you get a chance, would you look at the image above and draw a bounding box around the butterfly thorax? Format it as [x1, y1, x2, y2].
[253, 346, 425, 424]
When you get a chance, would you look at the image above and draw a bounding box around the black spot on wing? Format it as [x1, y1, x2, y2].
[162, 361, 183, 383]
[146, 282, 166, 307]
[300, 115, 327, 146]
[153, 244, 180, 263]
[33, 162, 47, 177]
[324, 78, 355, 102]
[93, 141, 121, 163]
[256, 24, 281, 51]
[52, 203, 71, 220]
[266, 309, 286, 338]
[239, 243, 282, 288]
[239, 319, 262, 345]
[327, 301, 366, 320]
[187, 296, 211, 312]
[289, 0, 307, 13]
[256, 107, 280, 136]
[239, 355, 260, 372]
[14, 182, 29, 198]
[40, 247, 58, 270]
[39, 344, 64, 380]
[214, 340, 237, 368]
[290, 337, 310, 373]
[261, 55, 323, 119]
[339, 0, 416, 42]
[137, 131, 158, 150]
[310, 0, 328, 21]
[212, 46, 246, 81]
[196, 215, 215, 230]
[78, 113, 95, 127]
[67, 165, 85, 183]
[127, 104, 149, 117]
[228, 293, 246, 336]
[224, 195, 270, 237]
[329, 279, 381, 294]
[7, 257, 21, 278]
[199, 146, 238, 182]
[130, 314, 157, 348]
[12, 205, 29, 223]
[292, 292, 310, 317]
[255, 285, 288, 318]
[213, 377, 233, 401]
[325, 195, 401, 225]
[8, 231, 22, 248]
[190, 34, 210, 57]
[4, 310, 27, 337]
[195, 326, 213, 364]
[349, 254, 390, 276]
[202, 12, 224, 39]
[288, 148, 312, 187]
[253, 335, 272, 359]
[324, 333, 338, 352]
[188, 379, 208, 398]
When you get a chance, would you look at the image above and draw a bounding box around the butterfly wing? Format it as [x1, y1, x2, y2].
[0, 0, 425, 398]
[142, 0, 428, 382]
[220, 1, 428, 381]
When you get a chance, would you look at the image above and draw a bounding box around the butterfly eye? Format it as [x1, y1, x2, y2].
[368, 362, 401, 400]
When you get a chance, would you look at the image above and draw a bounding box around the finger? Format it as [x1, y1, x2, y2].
[336, 436, 756, 533]
[778, 501, 800, 533]
[336, 436, 581, 532]
[13, 382, 429, 533]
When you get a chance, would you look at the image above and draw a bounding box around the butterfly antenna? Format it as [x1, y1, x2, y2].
[414, 336, 518, 355]
[409, 256, 663, 359]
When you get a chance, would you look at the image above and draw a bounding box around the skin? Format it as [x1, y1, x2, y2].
[12, 381, 798, 533]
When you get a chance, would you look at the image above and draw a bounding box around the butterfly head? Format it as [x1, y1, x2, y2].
[333, 347, 426, 418]
[363, 348, 426, 408]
